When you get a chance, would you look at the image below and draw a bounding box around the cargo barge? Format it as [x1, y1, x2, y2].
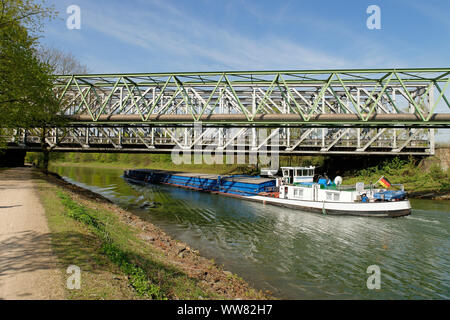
[123, 169, 277, 196]
[123, 167, 411, 218]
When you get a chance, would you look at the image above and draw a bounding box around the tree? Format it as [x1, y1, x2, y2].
[0, 0, 59, 140]
[37, 46, 88, 75]
[0, 0, 53, 31]
[0, 1, 90, 172]
[36, 45, 89, 171]
[0, 1, 68, 172]
[0, 26, 59, 128]
[35, 46, 88, 171]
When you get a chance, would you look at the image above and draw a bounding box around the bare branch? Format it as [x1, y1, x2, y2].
[37, 46, 89, 75]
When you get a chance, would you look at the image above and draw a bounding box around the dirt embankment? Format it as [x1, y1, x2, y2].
[407, 190, 450, 200]
[40, 170, 271, 300]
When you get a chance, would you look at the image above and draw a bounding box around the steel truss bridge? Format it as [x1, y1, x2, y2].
[3, 68, 450, 155]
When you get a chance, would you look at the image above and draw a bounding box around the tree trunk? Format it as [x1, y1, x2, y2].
[43, 148, 49, 174]
[41, 126, 49, 174]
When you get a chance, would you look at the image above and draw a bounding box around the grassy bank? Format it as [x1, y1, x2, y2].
[29, 152, 254, 174]
[342, 157, 450, 197]
[33, 169, 268, 300]
[36, 174, 139, 299]
[27, 152, 325, 175]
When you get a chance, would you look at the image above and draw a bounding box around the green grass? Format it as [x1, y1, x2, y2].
[35, 175, 138, 299]
[52, 160, 246, 174]
[28, 152, 252, 174]
[26, 151, 326, 175]
[57, 190, 164, 299]
[342, 157, 450, 194]
[34, 171, 222, 299]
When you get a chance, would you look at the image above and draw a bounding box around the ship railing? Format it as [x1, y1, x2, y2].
[335, 185, 357, 191]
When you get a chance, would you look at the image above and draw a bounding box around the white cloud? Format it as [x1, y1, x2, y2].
[79, 1, 357, 71]
[47, 0, 422, 72]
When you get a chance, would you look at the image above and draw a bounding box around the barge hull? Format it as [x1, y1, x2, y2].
[247, 195, 411, 217]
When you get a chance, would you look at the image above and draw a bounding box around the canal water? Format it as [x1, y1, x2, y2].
[51, 165, 450, 299]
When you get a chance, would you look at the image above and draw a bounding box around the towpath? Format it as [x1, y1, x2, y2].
[0, 167, 63, 299]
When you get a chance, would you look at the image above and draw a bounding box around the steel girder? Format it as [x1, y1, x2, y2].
[3, 126, 434, 155]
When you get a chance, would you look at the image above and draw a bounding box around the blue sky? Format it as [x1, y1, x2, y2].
[42, 0, 450, 73]
[41, 0, 449, 141]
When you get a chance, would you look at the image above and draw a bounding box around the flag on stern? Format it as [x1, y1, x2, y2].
[377, 176, 392, 188]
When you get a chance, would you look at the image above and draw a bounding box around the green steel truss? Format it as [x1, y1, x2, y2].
[55, 68, 450, 126]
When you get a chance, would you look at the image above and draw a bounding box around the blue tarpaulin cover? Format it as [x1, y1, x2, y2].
[373, 190, 407, 201]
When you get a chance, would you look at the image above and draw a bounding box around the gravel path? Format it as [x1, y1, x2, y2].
[0, 167, 64, 299]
